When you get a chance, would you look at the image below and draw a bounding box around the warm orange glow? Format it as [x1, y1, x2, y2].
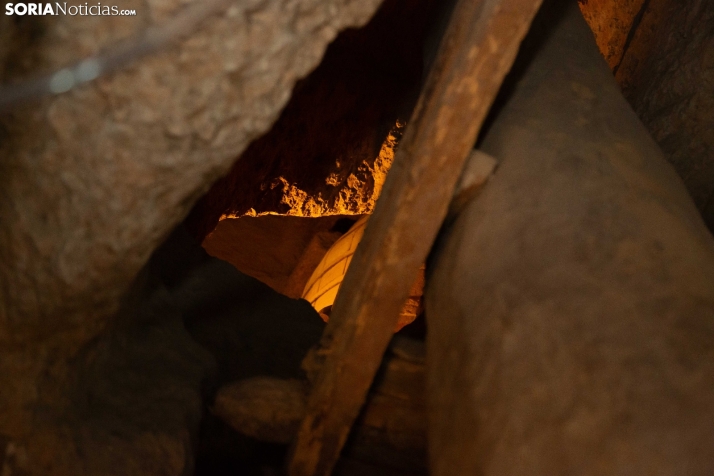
[578, 0, 645, 70]
[302, 216, 370, 314]
[302, 215, 424, 332]
[213, 119, 420, 331]
[220, 120, 404, 220]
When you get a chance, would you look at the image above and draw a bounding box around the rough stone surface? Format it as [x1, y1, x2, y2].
[616, 0, 714, 232]
[427, 2, 714, 475]
[213, 377, 309, 444]
[1, 223, 331, 475]
[159, 226, 327, 474]
[5, 258, 215, 475]
[0, 13, 15, 79]
[0, 0, 383, 445]
[578, 0, 645, 70]
[575, 0, 714, 233]
[186, 0, 440, 239]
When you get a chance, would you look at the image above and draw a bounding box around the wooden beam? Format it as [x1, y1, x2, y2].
[286, 0, 543, 474]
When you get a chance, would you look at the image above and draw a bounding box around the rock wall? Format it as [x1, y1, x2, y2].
[186, 0, 440, 239]
[578, 0, 645, 70]
[579, 0, 714, 233]
[616, 0, 714, 231]
[0, 0, 384, 463]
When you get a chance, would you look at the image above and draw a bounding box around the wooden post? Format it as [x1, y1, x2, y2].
[287, 0, 543, 474]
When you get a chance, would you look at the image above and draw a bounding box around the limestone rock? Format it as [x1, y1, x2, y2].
[616, 0, 714, 231]
[213, 377, 309, 444]
[0, 0, 384, 443]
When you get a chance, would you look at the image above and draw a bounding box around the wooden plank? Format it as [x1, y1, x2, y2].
[286, 0, 544, 474]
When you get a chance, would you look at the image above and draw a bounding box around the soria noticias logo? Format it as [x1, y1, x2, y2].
[5, 3, 137, 15]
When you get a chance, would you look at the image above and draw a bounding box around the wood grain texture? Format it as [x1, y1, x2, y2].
[286, 0, 543, 474]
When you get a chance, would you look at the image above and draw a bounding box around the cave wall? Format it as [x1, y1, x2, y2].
[580, 0, 714, 232]
[0, 0, 385, 465]
[186, 0, 440, 240]
[1, 0, 712, 472]
[578, 0, 645, 70]
[616, 0, 714, 231]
